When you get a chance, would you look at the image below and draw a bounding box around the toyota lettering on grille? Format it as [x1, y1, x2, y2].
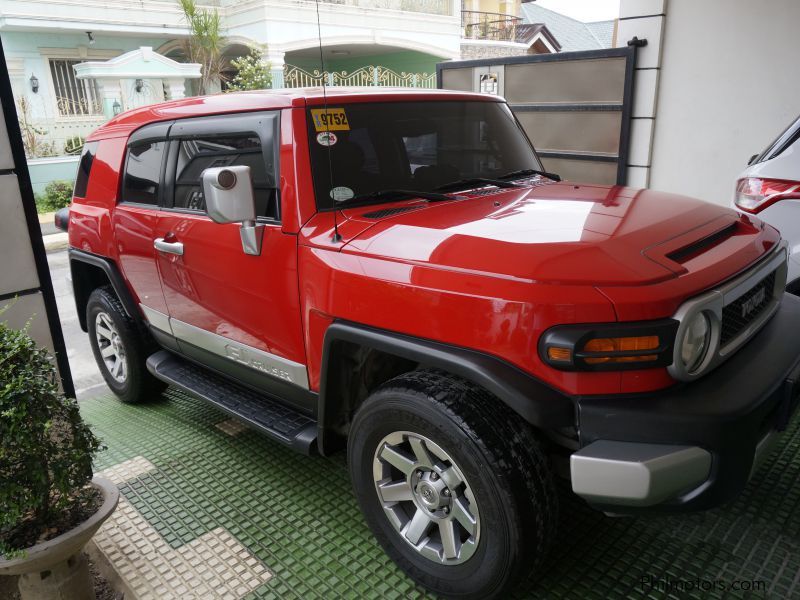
[741, 286, 766, 319]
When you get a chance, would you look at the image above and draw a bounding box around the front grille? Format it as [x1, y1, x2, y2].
[720, 270, 776, 346]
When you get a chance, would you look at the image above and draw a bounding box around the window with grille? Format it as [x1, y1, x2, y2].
[48, 59, 103, 117]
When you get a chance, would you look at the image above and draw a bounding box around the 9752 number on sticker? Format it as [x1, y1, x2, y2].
[311, 108, 350, 131]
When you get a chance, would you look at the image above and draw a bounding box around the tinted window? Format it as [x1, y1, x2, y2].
[403, 133, 437, 173]
[122, 140, 164, 205]
[306, 101, 542, 209]
[73, 141, 97, 198]
[172, 135, 278, 220]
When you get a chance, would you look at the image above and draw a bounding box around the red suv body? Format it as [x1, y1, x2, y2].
[65, 88, 800, 598]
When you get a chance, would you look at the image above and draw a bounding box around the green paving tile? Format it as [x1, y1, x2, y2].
[81, 389, 800, 599]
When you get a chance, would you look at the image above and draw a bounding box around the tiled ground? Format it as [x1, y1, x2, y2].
[82, 389, 800, 599]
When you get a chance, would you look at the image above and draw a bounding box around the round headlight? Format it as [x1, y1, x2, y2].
[681, 312, 710, 372]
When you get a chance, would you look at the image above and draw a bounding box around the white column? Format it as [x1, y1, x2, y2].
[616, 0, 667, 189]
[263, 49, 286, 89]
[164, 78, 187, 100]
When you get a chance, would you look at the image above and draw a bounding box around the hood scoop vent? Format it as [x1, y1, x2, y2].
[666, 222, 738, 264]
[362, 205, 423, 219]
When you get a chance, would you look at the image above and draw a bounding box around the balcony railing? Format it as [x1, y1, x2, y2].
[461, 10, 522, 42]
[317, 0, 453, 15]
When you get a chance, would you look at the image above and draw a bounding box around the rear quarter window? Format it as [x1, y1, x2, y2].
[73, 141, 98, 198]
[122, 140, 165, 205]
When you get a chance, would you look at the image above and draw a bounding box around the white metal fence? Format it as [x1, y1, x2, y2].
[284, 65, 437, 89]
[317, 0, 453, 14]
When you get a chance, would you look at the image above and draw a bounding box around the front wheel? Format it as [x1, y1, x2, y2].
[86, 286, 165, 403]
[348, 369, 558, 599]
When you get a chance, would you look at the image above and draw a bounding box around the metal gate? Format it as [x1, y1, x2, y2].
[437, 46, 637, 185]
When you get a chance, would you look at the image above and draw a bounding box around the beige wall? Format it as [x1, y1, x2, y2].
[465, 0, 521, 16]
[649, 0, 800, 204]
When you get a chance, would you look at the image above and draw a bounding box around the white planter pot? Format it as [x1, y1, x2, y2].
[0, 476, 119, 600]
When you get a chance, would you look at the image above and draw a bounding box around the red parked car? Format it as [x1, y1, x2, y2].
[60, 88, 800, 599]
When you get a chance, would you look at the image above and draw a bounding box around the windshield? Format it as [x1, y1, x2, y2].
[306, 100, 543, 209]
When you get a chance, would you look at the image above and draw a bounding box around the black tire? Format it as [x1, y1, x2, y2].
[348, 369, 558, 600]
[86, 286, 166, 403]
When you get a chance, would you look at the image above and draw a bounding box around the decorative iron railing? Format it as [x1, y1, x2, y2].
[49, 59, 104, 117]
[461, 10, 522, 42]
[284, 65, 437, 88]
[317, 0, 452, 15]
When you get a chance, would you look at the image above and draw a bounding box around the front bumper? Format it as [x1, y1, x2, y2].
[571, 293, 800, 513]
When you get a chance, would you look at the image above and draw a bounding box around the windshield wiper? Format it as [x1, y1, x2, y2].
[496, 168, 561, 182]
[341, 189, 459, 206]
[434, 177, 521, 192]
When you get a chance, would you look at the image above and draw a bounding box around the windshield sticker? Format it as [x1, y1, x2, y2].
[330, 186, 354, 203]
[311, 107, 350, 131]
[316, 131, 338, 147]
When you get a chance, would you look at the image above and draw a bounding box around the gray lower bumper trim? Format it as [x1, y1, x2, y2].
[750, 430, 779, 479]
[570, 441, 712, 507]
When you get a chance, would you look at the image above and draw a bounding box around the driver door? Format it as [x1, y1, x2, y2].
[154, 111, 311, 410]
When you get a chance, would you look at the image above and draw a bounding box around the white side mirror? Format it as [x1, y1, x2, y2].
[201, 165, 264, 256]
[201, 165, 256, 224]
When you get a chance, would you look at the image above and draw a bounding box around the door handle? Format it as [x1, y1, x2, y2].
[154, 238, 184, 255]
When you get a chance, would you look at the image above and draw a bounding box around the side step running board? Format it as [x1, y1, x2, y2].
[146, 350, 317, 454]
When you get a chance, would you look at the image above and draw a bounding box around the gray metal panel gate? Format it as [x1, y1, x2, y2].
[437, 47, 637, 185]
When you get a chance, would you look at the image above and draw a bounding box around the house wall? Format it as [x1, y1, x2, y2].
[645, 0, 800, 204]
[225, 0, 460, 60]
[463, 0, 521, 16]
[3, 31, 166, 122]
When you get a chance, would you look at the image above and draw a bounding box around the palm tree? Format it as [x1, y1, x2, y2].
[179, 0, 226, 95]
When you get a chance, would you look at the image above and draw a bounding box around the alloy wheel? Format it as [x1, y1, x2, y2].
[372, 431, 481, 565]
[95, 311, 127, 383]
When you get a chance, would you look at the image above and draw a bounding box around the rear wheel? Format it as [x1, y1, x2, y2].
[348, 369, 558, 599]
[86, 286, 165, 403]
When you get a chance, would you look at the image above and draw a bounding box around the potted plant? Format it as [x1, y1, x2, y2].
[0, 319, 118, 599]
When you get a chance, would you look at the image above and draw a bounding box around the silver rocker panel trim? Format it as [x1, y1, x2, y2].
[139, 304, 309, 390]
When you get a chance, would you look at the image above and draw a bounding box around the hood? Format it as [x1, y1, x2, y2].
[342, 182, 771, 286]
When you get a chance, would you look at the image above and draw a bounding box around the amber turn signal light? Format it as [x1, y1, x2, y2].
[583, 335, 660, 364]
[547, 347, 572, 362]
[539, 320, 678, 372]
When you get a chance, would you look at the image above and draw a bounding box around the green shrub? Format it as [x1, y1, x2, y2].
[35, 180, 73, 213]
[226, 48, 272, 91]
[0, 319, 102, 557]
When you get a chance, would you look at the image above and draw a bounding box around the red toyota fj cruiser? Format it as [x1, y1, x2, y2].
[62, 88, 800, 598]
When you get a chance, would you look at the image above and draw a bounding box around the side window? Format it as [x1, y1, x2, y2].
[172, 135, 278, 220]
[122, 140, 164, 205]
[73, 141, 98, 198]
